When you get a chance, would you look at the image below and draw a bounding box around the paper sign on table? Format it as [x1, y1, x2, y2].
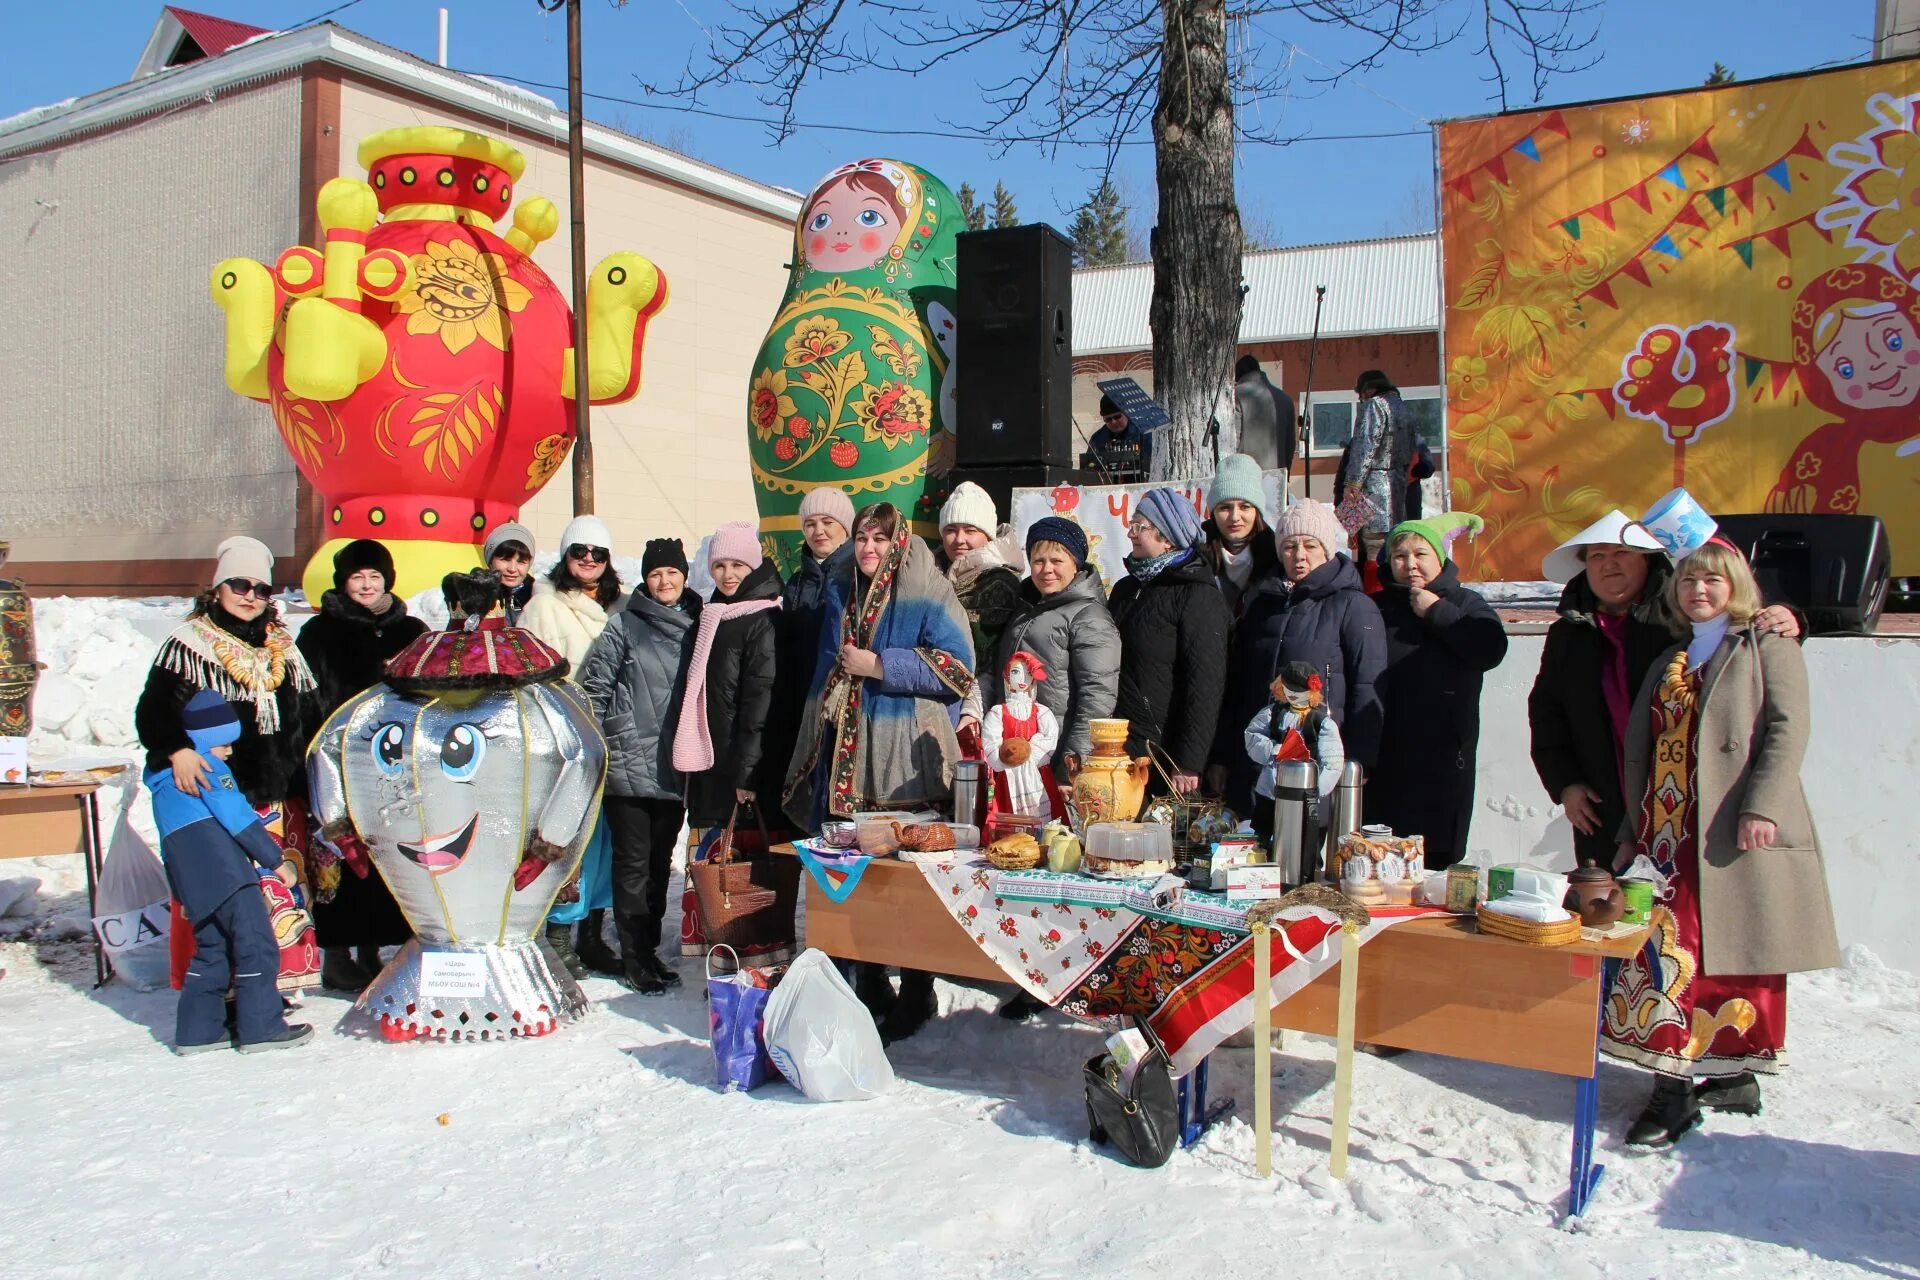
[1225, 865, 1286, 905]
[418, 951, 488, 999]
[0, 737, 26, 786]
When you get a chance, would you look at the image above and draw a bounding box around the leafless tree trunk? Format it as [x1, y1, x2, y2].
[1149, 0, 1241, 480]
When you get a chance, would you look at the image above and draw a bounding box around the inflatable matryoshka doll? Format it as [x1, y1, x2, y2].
[747, 158, 961, 572]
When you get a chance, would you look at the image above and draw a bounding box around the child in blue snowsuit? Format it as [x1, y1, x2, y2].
[149, 691, 312, 1055]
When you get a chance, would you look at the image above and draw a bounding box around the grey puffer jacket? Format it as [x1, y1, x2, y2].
[982, 567, 1122, 780]
[579, 591, 700, 801]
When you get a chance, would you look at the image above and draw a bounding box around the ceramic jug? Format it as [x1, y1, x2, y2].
[1564, 864, 1626, 928]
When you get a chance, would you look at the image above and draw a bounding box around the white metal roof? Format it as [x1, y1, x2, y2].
[1071, 233, 1439, 354]
[0, 22, 804, 221]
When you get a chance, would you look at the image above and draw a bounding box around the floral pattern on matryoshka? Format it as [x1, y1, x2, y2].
[748, 158, 962, 573]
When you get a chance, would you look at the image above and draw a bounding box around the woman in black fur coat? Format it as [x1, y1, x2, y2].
[294, 540, 426, 990]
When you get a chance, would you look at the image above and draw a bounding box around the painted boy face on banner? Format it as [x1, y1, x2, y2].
[1814, 306, 1920, 412]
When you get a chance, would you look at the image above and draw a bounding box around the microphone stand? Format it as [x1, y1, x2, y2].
[1290, 285, 1327, 502]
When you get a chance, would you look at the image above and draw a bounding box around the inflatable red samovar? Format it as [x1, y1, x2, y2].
[210, 126, 667, 602]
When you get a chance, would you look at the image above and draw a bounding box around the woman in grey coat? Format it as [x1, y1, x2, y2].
[579, 539, 701, 995]
[1603, 538, 1839, 1148]
[981, 517, 1121, 783]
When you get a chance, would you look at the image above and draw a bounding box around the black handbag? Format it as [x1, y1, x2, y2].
[1082, 1017, 1180, 1168]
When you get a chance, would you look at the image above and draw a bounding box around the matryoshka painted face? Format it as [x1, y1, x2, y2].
[804, 176, 899, 273]
[1814, 305, 1920, 411]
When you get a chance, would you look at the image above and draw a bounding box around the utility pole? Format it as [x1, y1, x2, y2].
[563, 0, 593, 513]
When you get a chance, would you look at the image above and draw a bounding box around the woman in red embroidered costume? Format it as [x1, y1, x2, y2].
[1602, 539, 1839, 1148]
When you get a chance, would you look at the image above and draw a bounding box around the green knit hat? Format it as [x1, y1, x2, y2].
[1389, 512, 1484, 564]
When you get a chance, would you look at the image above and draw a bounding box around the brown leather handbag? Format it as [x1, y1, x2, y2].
[689, 802, 800, 968]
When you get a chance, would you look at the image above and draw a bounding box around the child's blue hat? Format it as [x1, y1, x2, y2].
[182, 690, 241, 751]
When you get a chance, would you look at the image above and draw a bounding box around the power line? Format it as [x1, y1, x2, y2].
[455, 68, 1433, 148]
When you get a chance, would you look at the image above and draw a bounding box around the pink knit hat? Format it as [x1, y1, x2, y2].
[707, 521, 763, 570]
[1271, 498, 1347, 559]
[797, 485, 855, 534]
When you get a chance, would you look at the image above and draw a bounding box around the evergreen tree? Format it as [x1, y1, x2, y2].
[1068, 178, 1131, 266]
[1706, 62, 1736, 85]
[989, 181, 1021, 229]
[957, 182, 987, 232]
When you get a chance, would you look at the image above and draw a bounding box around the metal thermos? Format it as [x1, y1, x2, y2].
[1273, 759, 1319, 888]
[952, 760, 984, 828]
[1324, 761, 1365, 869]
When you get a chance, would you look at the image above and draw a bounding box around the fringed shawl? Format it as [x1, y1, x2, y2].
[784, 531, 975, 826]
[153, 614, 315, 734]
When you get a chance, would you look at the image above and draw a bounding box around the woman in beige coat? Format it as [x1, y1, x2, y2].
[1604, 539, 1840, 1148]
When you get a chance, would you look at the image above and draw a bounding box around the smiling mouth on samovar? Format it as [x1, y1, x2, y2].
[398, 815, 480, 875]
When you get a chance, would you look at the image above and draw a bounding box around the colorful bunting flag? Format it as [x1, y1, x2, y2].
[1734, 240, 1756, 268]
[1561, 217, 1582, 240]
[1706, 187, 1729, 215]
[1514, 136, 1541, 162]
[1650, 234, 1682, 260]
[1655, 162, 1688, 191]
[1742, 356, 1766, 388]
[1764, 160, 1792, 193]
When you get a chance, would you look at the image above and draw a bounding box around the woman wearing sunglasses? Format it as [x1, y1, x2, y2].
[519, 515, 626, 979]
[135, 536, 323, 1004]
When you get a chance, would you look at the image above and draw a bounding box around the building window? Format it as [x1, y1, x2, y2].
[1305, 386, 1444, 458]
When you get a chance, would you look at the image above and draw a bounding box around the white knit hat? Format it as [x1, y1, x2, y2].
[559, 514, 615, 554]
[798, 485, 855, 534]
[1270, 499, 1347, 561]
[939, 481, 998, 533]
[211, 535, 274, 587]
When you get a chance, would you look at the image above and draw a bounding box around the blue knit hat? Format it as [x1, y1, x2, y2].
[182, 689, 241, 752]
[1206, 453, 1267, 520]
[1136, 488, 1204, 549]
[1026, 516, 1089, 567]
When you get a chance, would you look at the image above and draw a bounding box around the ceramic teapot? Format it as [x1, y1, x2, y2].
[1064, 718, 1151, 828]
[1563, 864, 1626, 928]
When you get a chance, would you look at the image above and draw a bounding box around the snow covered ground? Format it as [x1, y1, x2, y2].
[2, 595, 1917, 1279]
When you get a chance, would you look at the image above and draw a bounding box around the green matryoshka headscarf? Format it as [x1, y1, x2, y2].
[747, 158, 961, 575]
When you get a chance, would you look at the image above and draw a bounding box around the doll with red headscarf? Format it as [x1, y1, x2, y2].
[1768, 263, 1920, 517]
[981, 649, 1064, 821]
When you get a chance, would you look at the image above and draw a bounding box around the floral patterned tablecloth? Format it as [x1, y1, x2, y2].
[910, 857, 1441, 1074]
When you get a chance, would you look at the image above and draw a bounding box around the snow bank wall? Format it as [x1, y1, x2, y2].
[1474, 633, 1920, 973]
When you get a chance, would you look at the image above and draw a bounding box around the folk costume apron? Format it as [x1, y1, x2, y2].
[1600, 650, 1787, 1079]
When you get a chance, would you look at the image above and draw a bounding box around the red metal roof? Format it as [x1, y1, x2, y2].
[164, 6, 271, 59]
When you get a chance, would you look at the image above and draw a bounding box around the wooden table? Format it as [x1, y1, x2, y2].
[0, 783, 108, 984]
[779, 846, 1645, 1216]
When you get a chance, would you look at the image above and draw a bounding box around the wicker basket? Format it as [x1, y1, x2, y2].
[1476, 904, 1582, 947]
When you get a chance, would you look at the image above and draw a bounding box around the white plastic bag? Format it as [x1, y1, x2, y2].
[93, 790, 173, 991]
[762, 949, 894, 1102]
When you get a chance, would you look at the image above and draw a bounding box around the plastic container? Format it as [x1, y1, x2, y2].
[853, 811, 917, 855]
[1082, 821, 1176, 875]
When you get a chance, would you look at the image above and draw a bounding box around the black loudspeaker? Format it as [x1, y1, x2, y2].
[956, 224, 1074, 467]
[1713, 513, 1892, 635]
[948, 465, 1088, 529]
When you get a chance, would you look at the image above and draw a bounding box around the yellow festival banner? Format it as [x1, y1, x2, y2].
[1439, 61, 1920, 580]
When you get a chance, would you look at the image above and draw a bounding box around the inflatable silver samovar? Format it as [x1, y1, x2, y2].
[308, 581, 606, 1041]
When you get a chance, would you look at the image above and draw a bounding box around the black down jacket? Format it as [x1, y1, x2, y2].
[684, 560, 786, 828]
[1364, 558, 1509, 869]
[1527, 563, 1679, 868]
[579, 591, 700, 802]
[295, 590, 428, 715]
[1107, 551, 1232, 776]
[1212, 557, 1386, 819]
[982, 567, 1122, 781]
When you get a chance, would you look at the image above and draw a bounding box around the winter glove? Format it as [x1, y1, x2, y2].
[512, 836, 566, 892]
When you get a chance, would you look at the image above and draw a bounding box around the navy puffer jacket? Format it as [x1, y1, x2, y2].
[1212, 556, 1386, 818]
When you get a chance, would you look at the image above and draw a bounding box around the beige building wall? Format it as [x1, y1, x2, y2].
[334, 80, 795, 561]
[0, 80, 302, 576]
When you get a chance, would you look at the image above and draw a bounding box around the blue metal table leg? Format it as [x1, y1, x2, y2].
[1568, 959, 1620, 1218]
[1178, 1053, 1237, 1148]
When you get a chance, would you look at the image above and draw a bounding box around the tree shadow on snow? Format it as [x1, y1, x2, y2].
[1656, 1132, 1920, 1278]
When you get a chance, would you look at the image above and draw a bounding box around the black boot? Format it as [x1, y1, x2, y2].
[997, 991, 1042, 1022]
[355, 945, 385, 979]
[853, 963, 896, 1025]
[879, 969, 937, 1044]
[1627, 1075, 1702, 1148]
[545, 922, 586, 981]
[575, 909, 623, 976]
[1694, 1071, 1762, 1115]
[321, 947, 368, 994]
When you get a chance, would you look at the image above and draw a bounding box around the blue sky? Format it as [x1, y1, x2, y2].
[1, 1, 1875, 247]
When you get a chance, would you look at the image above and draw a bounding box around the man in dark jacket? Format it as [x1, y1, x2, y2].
[1080, 394, 1152, 482]
[1366, 515, 1508, 868]
[1234, 355, 1297, 473]
[1108, 489, 1231, 791]
[580, 538, 700, 993]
